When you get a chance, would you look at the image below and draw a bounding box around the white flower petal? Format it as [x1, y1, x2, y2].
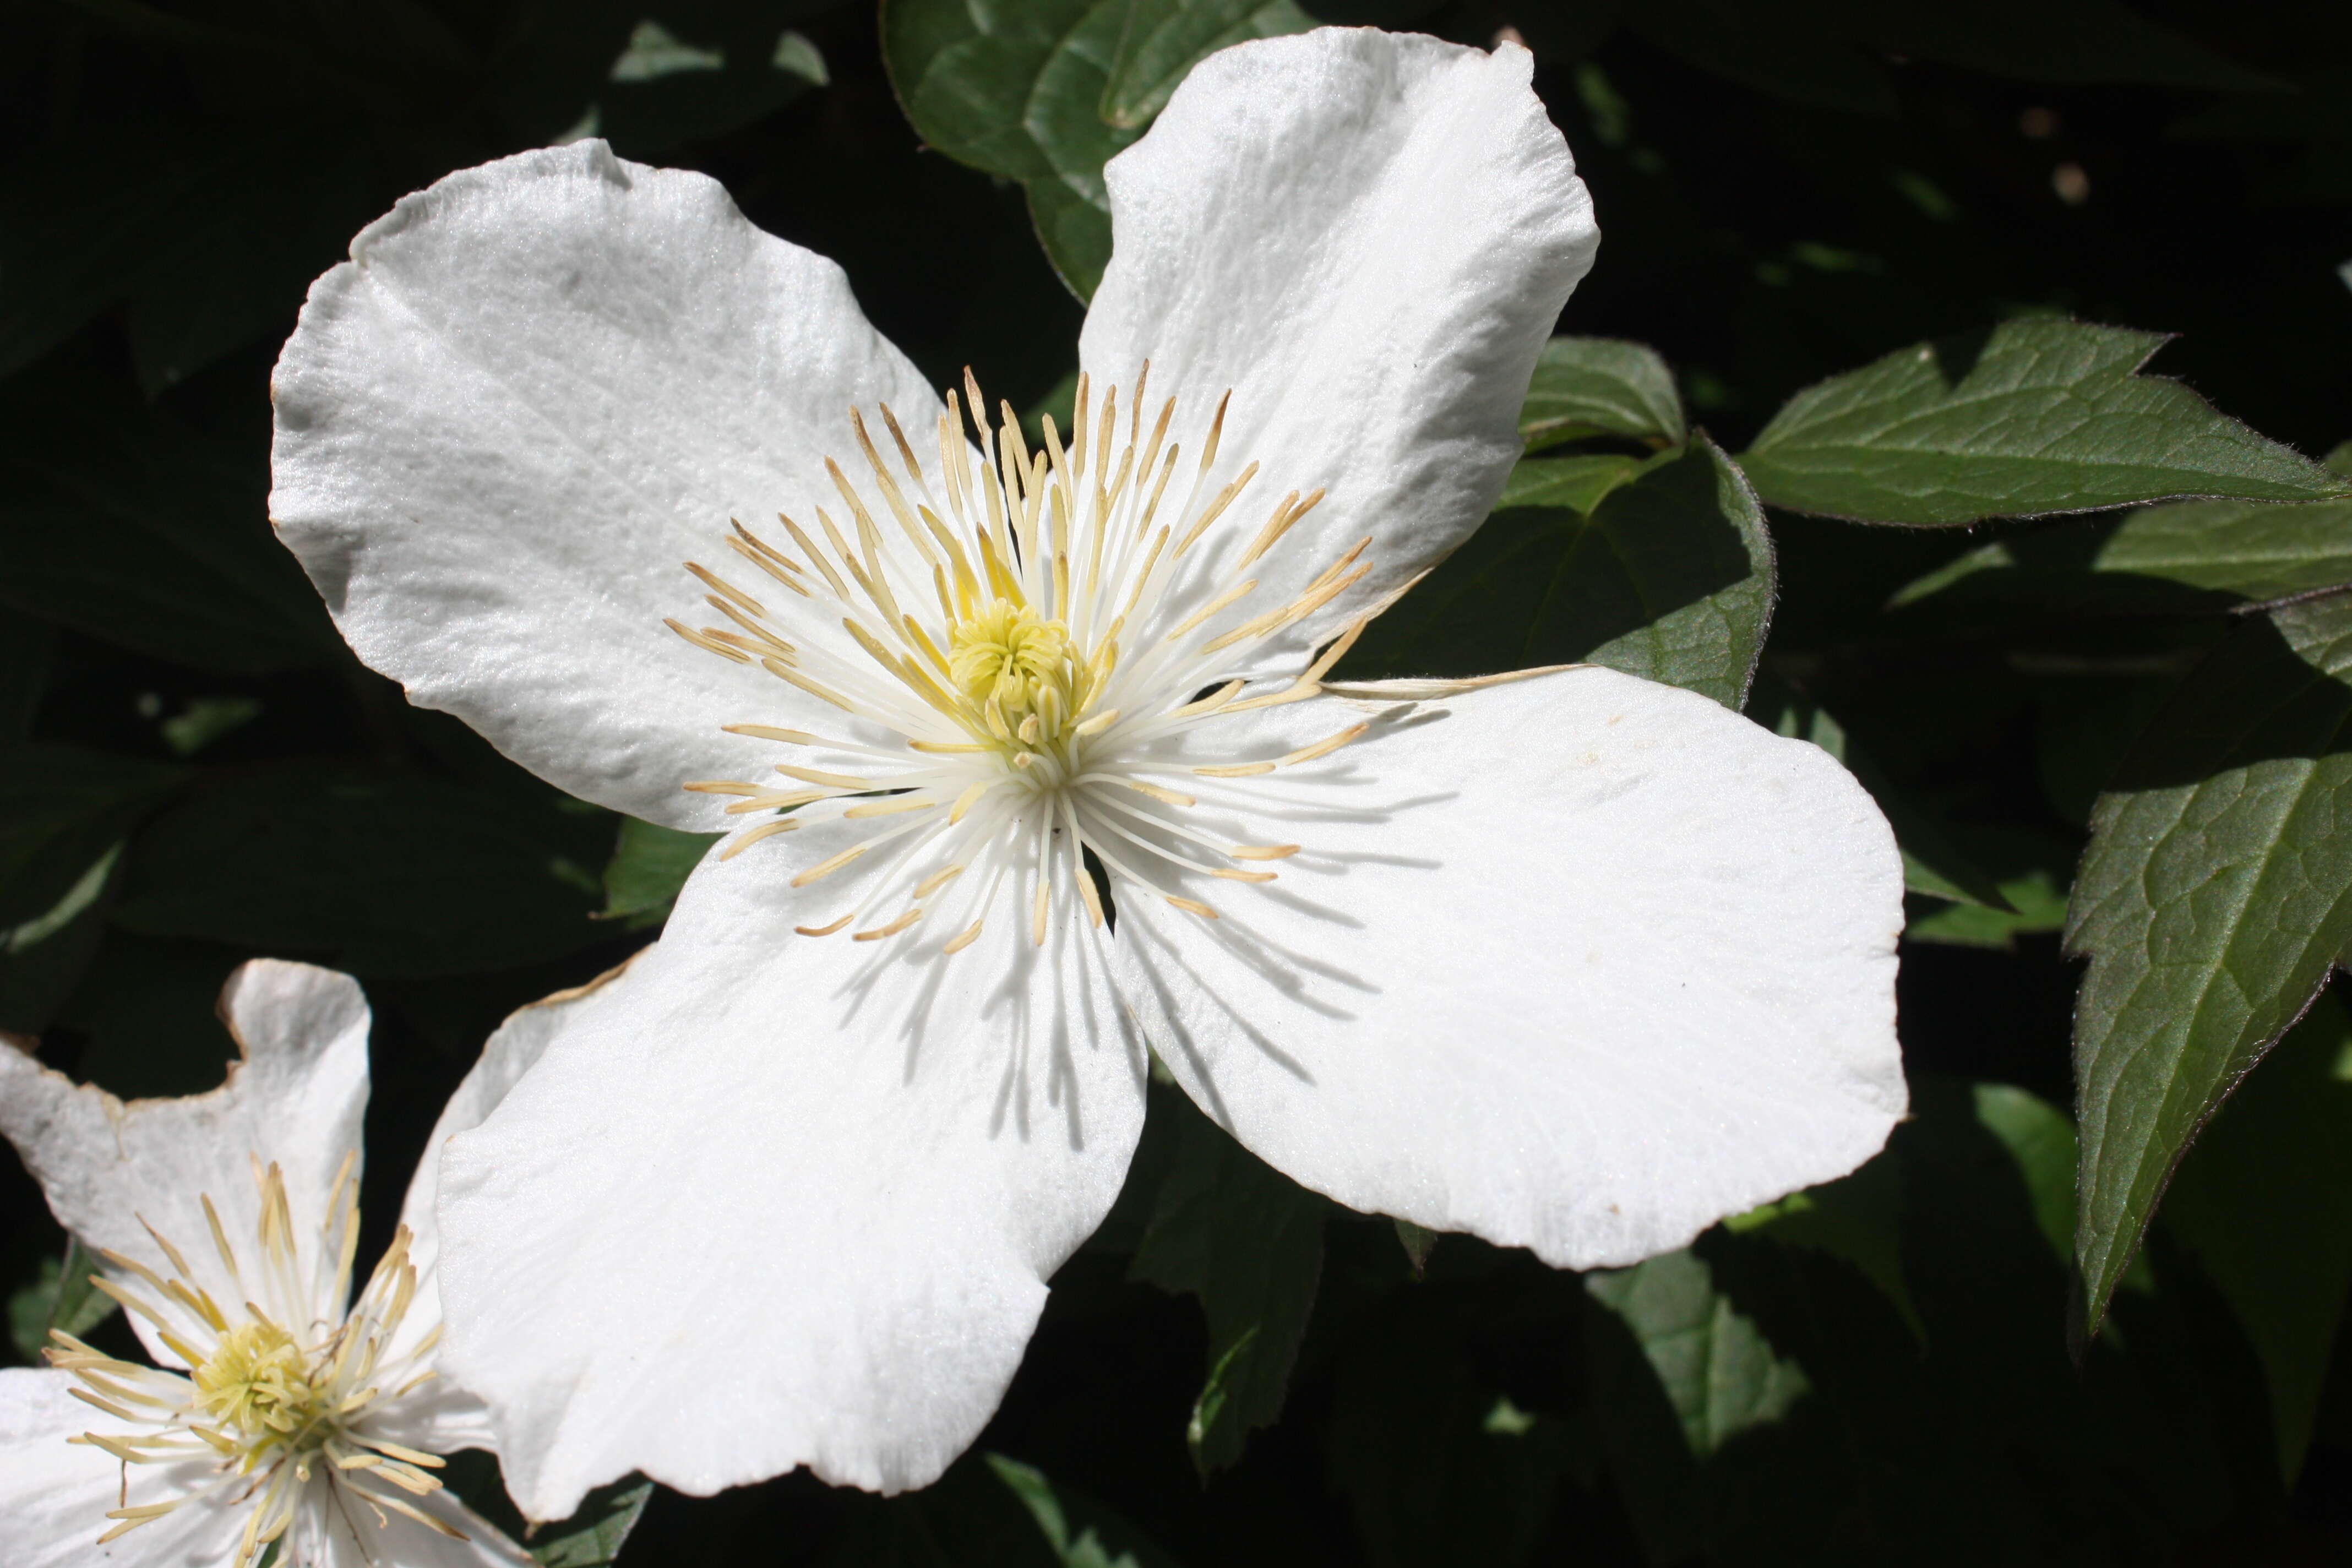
[436, 827, 1147, 1520]
[0, 1367, 243, 1566]
[366, 967, 620, 1460]
[0, 960, 370, 1366]
[1080, 30, 1597, 667]
[270, 139, 947, 829]
[293, 1481, 532, 1568]
[1104, 667, 1906, 1268]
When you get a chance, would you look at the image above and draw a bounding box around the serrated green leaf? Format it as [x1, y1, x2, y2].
[1518, 336, 1687, 451]
[1891, 493, 2352, 617]
[883, 0, 1310, 300]
[1586, 1249, 1810, 1459]
[1129, 1098, 1323, 1475]
[529, 1477, 654, 1567]
[8, 1239, 120, 1364]
[1740, 319, 2345, 527]
[112, 771, 612, 976]
[1725, 1153, 1921, 1338]
[600, 816, 720, 925]
[2161, 990, 2352, 1483]
[1343, 439, 1773, 709]
[2066, 592, 2352, 1341]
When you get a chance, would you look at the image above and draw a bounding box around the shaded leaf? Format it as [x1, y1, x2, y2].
[1586, 1250, 1811, 1460]
[529, 1477, 654, 1567]
[1902, 825, 2075, 950]
[2066, 593, 2352, 1340]
[1129, 1096, 1324, 1475]
[1891, 493, 2352, 616]
[1517, 336, 1687, 451]
[0, 841, 123, 1035]
[0, 744, 187, 927]
[1494, 453, 1643, 514]
[600, 816, 719, 925]
[2162, 990, 2352, 1483]
[0, 363, 336, 672]
[8, 1239, 120, 1365]
[984, 1453, 1185, 1568]
[1343, 439, 1774, 709]
[882, 0, 1309, 299]
[1751, 683, 2015, 910]
[594, 21, 827, 155]
[1726, 1152, 1921, 1337]
[113, 771, 613, 976]
[1741, 319, 2345, 527]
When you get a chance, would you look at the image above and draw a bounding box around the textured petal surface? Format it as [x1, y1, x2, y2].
[270, 139, 946, 828]
[296, 1483, 532, 1568]
[1105, 668, 1907, 1268]
[1079, 29, 1597, 669]
[0, 1368, 241, 1566]
[437, 825, 1148, 1519]
[367, 975, 595, 1459]
[0, 960, 369, 1366]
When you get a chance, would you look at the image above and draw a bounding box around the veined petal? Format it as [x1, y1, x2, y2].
[1105, 668, 1906, 1268]
[0, 960, 370, 1366]
[435, 827, 1147, 1520]
[0, 1367, 242, 1566]
[1080, 29, 1596, 669]
[270, 139, 946, 829]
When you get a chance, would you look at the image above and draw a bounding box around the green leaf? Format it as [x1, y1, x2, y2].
[0, 363, 337, 672]
[983, 1453, 1184, 1568]
[1725, 1153, 1921, 1338]
[1740, 319, 2346, 527]
[1968, 1082, 2081, 1266]
[882, 0, 1311, 300]
[2066, 592, 2352, 1341]
[529, 1477, 654, 1567]
[0, 841, 124, 1035]
[1128, 1097, 1324, 1475]
[1902, 826, 2075, 950]
[1586, 1249, 1811, 1460]
[600, 816, 720, 925]
[1889, 493, 2352, 616]
[112, 771, 612, 976]
[1342, 439, 1774, 709]
[2161, 990, 2352, 1483]
[0, 744, 187, 928]
[8, 1239, 120, 1364]
[1100, 0, 1315, 128]
[1517, 336, 1687, 451]
[1494, 453, 1644, 514]
[593, 21, 827, 155]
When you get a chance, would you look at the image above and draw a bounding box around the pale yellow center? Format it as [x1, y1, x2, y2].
[948, 599, 1075, 731]
[192, 1322, 325, 1447]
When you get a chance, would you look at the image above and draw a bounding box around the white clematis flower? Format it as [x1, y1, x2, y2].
[0, 959, 584, 1567]
[267, 26, 1904, 1520]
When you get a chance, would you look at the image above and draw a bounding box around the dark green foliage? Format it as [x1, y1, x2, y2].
[8, 1, 2352, 1562]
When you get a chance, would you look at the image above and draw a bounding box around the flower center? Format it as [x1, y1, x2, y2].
[948, 599, 1075, 741]
[193, 1321, 326, 1447]
[669, 366, 1378, 951]
[45, 1156, 462, 1565]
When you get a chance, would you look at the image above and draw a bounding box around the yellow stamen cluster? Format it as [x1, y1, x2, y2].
[48, 1155, 462, 1565]
[669, 364, 1382, 949]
